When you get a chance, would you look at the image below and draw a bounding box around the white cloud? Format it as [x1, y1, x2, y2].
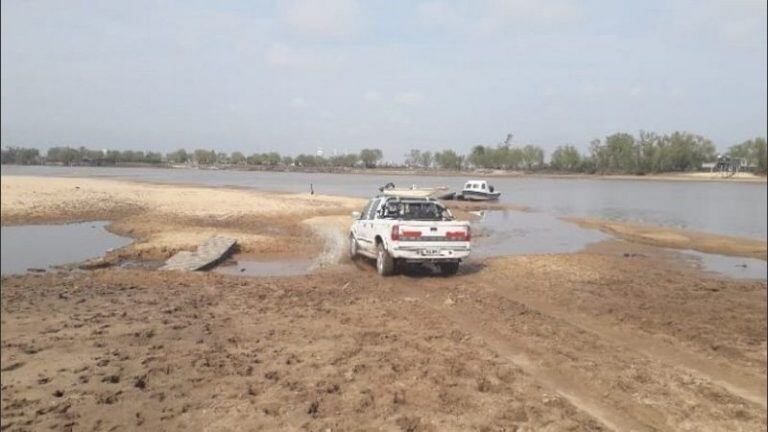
[264, 43, 346, 70]
[363, 90, 382, 102]
[710, 1, 766, 49]
[476, 0, 583, 34]
[394, 91, 425, 105]
[580, 82, 606, 97]
[290, 97, 309, 108]
[415, 0, 583, 35]
[282, 0, 362, 38]
[660, 0, 767, 50]
[542, 86, 559, 97]
[417, 1, 460, 27]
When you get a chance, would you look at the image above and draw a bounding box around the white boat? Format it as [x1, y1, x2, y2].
[460, 180, 501, 201]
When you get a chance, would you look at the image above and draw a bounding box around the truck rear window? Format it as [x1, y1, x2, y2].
[381, 201, 452, 221]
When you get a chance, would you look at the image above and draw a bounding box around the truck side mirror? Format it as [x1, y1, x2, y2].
[351, 211, 361, 219]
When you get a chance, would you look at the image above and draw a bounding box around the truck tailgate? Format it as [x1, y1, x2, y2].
[394, 221, 470, 242]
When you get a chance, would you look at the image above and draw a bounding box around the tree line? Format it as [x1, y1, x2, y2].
[2, 132, 766, 174]
[0, 145, 385, 169]
[550, 133, 766, 174]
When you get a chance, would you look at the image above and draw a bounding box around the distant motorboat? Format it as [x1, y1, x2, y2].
[459, 180, 501, 201]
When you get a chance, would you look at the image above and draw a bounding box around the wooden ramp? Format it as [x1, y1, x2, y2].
[160, 236, 237, 271]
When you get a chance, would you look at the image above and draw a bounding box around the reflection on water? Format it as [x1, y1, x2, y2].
[213, 256, 312, 277]
[4, 165, 765, 240]
[679, 250, 767, 280]
[0, 222, 132, 275]
[472, 210, 609, 257]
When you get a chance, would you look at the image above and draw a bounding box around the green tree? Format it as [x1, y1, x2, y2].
[104, 150, 121, 164]
[295, 154, 317, 167]
[167, 149, 189, 164]
[604, 133, 636, 172]
[729, 137, 767, 174]
[194, 149, 217, 165]
[550, 145, 582, 171]
[145, 152, 163, 164]
[359, 148, 383, 168]
[520, 145, 545, 170]
[0, 147, 40, 165]
[405, 149, 422, 167]
[468, 145, 489, 168]
[47, 147, 80, 165]
[419, 151, 434, 168]
[330, 153, 359, 167]
[664, 132, 715, 172]
[635, 130, 661, 174]
[263, 152, 281, 166]
[754, 138, 767, 174]
[230, 151, 246, 165]
[435, 150, 463, 170]
[247, 153, 264, 165]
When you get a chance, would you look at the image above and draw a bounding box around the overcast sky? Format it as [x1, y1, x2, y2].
[1, 0, 766, 159]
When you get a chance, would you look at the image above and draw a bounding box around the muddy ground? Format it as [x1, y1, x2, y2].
[1, 176, 767, 431]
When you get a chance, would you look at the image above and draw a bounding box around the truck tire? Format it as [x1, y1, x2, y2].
[349, 234, 358, 259]
[439, 262, 459, 276]
[376, 243, 395, 276]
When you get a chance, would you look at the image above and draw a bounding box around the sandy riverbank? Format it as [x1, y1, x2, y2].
[565, 217, 767, 261]
[2, 175, 767, 431]
[1, 175, 365, 260]
[2, 244, 765, 431]
[0, 176, 523, 261]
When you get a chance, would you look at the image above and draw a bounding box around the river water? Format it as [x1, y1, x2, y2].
[0, 221, 132, 274]
[4, 165, 765, 240]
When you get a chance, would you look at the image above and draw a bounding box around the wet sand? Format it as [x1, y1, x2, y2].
[1, 175, 767, 431]
[1, 175, 365, 260]
[565, 217, 767, 260]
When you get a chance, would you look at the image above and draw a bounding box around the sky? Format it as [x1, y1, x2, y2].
[1, 0, 766, 160]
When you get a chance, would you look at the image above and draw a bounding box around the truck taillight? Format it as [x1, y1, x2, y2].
[447, 228, 470, 241]
[391, 225, 400, 241]
[466, 226, 471, 241]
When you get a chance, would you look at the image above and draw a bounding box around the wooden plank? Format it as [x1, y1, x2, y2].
[160, 235, 237, 271]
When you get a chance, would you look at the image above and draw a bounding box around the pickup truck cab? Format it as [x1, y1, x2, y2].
[349, 195, 471, 276]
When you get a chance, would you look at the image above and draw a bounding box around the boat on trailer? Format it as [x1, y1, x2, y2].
[459, 180, 501, 201]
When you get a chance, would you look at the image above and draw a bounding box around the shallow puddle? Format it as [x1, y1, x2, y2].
[472, 210, 609, 257]
[679, 250, 767, 280]
[1, 222, 132, 275]
[213, 256, 313, 277]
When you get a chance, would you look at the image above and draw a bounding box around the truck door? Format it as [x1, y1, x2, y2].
[357, 198, 381, 252]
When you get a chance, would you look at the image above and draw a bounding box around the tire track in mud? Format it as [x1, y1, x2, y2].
[478, 283, 768, 409]
[383, 278, 767, 432]
[403, 290, 667, 432]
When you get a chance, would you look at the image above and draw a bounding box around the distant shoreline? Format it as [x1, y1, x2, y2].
[2, 163, 766, 184]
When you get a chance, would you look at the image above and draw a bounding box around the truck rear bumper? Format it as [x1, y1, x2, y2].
[390, 245, 470, 261]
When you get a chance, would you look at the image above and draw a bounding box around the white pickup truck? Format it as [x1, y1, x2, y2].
[349, 195, 471, 276]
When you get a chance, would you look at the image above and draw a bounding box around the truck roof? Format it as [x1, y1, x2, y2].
[375, 195, 436, 202]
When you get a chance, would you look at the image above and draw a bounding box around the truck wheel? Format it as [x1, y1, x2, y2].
[439, 262, 459, 276]
[376, 243, 395, 276]
[349, 234, 358, 259]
